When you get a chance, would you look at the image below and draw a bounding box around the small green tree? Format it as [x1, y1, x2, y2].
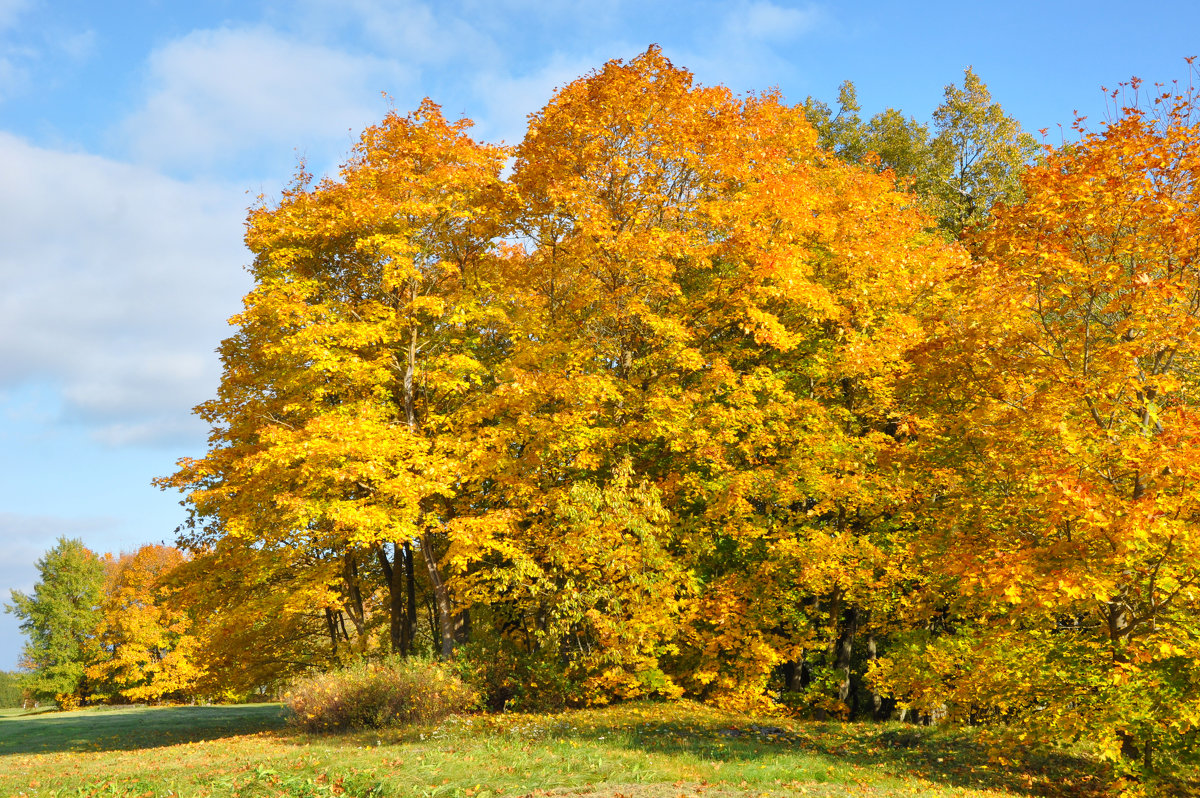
[803, 70, 1036, 237]
[928, 67, 1038, 235]
[5, 538, 106, 707]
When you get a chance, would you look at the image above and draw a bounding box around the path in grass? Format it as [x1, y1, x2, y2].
[0, 701, 1113, 797]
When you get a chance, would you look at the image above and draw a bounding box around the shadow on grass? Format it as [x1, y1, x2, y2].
[0, 703, 288, 755]
[506, 704, 1117, 798]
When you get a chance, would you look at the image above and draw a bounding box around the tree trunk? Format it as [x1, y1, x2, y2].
[420, 533, 456, 659]
[403, 541, 416, 655]
[342, 552, 367, 640]
[454, 608, 471, 645]
[1107, 600, 1148, 771]
[867, 632, 886, 721]
[377, 543, 408, 656]
[404, 309, 418, 429]
[324, 608, 341, 661]
[835, 606, 858, 713]
[781, 661, 799, 693]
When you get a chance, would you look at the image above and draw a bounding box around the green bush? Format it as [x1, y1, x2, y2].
[453, 639, 580, 712]
[0, 671, 25, 708]
[284, 658, 476, 732]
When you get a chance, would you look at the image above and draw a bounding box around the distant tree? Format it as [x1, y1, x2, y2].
[86, 545, 201, 703]
[802, 80, 872, 163]
[4, 538, 106, 707]
[927, 67, 1038, 235]
[803, 69, 1037, 236]
[0, 671, 24, 708]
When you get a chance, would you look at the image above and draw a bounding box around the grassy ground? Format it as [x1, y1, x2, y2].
[0, 701, 1115, 798]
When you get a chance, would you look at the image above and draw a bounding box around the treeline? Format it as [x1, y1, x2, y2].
[11, 47, 1200, 780]
[0, 671, 22, 708]
[6, 539, 201, 708]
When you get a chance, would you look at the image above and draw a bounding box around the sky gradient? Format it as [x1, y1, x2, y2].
[2, 0, 1198, 669]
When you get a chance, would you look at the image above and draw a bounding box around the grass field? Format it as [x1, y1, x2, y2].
[0, 701, 1116, 797]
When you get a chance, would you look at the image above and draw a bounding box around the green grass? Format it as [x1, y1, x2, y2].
[0, 703, 287, 756]
[0, 701, 1116, 798]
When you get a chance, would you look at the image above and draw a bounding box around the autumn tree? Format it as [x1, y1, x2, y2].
[163, 539, 352, 697]
[160, 99, 507, 670]
[86, 545, 201, 703]
[5, 538, 106, 707]
[447, 47, 965, 710]
[877, 66, 1200, 778]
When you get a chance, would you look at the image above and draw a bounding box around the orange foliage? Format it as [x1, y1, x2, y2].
[880, 67, 1200, 769]
[87, 545, 201, 703]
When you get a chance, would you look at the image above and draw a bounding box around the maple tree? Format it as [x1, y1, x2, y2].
[164, 539, 355, 697]
[86, 545, 201, 703]
[159, 99, 507, 672]
[441, 46, 966, 710]
[130, 47, 1200, 783]
[876, 66, 1200, 777]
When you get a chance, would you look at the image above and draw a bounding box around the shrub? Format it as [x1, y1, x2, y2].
[285, 658, 476, 732]
[453, 639, 580, 712]
[55, 692, 81, 712]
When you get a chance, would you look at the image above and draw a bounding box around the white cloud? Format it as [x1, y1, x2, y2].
[334, 0, 496, 65]
[121, 26, 409, 171]
[0, 0, 29, 32]
[472, 51, 622, 146]
[726, 1, 824, 42]
[0, 132, 250, 446]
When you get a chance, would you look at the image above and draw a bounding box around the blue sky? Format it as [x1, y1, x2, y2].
[1, 0, 1197, 670]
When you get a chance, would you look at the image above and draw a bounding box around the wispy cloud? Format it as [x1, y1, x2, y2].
[56, 29, 96, 62]
[120, 26, 408, 172]
[0, 0, 30, 32]
[472, 51, 613, 145]
[332, 0, 496, 65]
[0, 0, 31, 102]
[725, 1, 824, 43]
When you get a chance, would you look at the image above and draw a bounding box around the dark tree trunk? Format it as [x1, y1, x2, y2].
[454, 608, 471, 645]
[403, 541, 416, 655]
[325, 608, 341, 661]
[781, 661, 799, 692]
[421, 533, 456, 659]
[835, 606, 858, 712]
[377, 543, 409, 656]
